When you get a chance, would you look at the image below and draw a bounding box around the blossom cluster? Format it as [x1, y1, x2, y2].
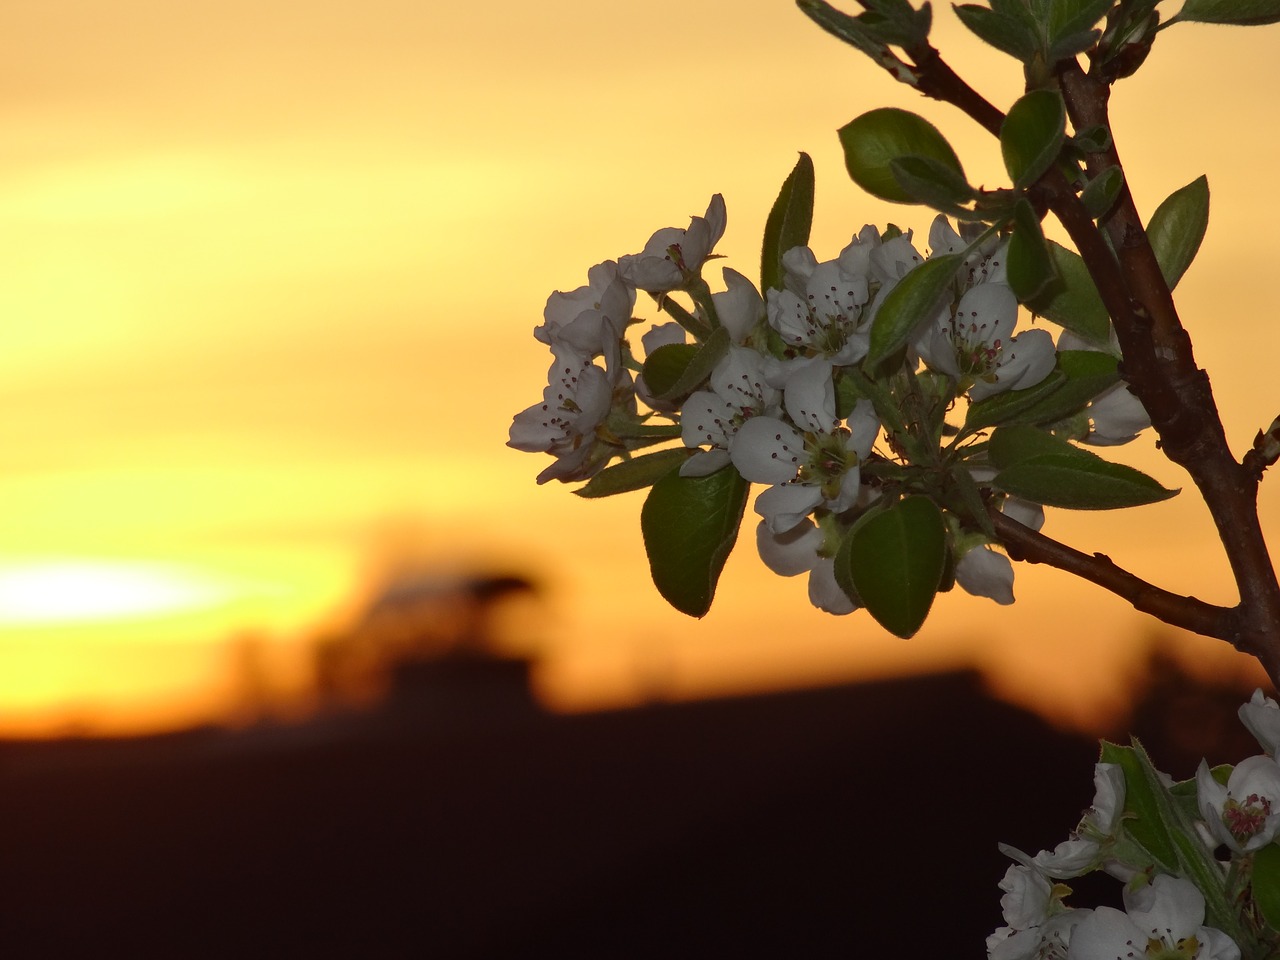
[988, 689, 1280, 960]
[509, 195, 1151, 615]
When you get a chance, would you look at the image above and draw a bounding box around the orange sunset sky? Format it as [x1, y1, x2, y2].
[1, 0, 1277, 736]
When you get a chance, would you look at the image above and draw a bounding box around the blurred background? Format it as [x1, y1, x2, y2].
[1, 0, 1277, 953]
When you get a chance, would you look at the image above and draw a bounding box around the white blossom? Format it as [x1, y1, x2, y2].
[956, 545, 1016, 604]
[986, 862, 1085, 960]
[534, 260, 635, 377]
[680, 346, 780, 477]
[730, 362, 878, 534]
[1197, 753, 1280, 853]
[618, 194, 727, 292]
[1065, 875, 1238, 960]
[509, 347, 622, 483]
[916, 282, 1056, 401]
[1239, 688, 1280, 755]
[712, 267, 766, 343]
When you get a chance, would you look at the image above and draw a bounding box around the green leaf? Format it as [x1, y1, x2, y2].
[642, 326, 731, 402]
[1146, 175, 1209, 291]
[1100, 740, 1181, 872]
[1079, 166, 1124, 219]
[964, 369, 1069, 431]
[989, 423, 1178, 509]
[1071, 124, 1111, 153]
[761, 153, 815, 293]
[1100, 740, 1236, 936]
[839, 108, 966, 205]
[989, 423, 1078, 468]
[953, 4, 1040, 60]
[640, 464, 749, 617]
[575, 448, 692, 499]
[1050, 0, 1113, 35]
[993, 453, 1178, 509]
[995, 349, 1121, 426]
[1254, 842, 1280, 931]
[1047, 27, 1103, 60]
[1178, 0, 1280, 25]
[866, 253, 962, 371]
[797, 0, 909, 61]
[1006, 197, 1056, 301]
[1000, 90, 1067, 189]
[641, 343, 698, 398]
[1026, 241, 1112, 347]
[846, 495, 946, 638]
[888, 155, 976, 212]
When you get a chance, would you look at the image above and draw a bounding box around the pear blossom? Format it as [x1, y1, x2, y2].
[955, 544, 1016, 604]
[1003, 495, 1046, 532]
[929, 215, 1007, 285]
[1002, 763, 1126, 880]
[1239, 688, 1280, 755]
[756, 518, 825, 576]
[618, 194, 727, 292]
[808, 556, 857, 614]
[680, 345, 780, 476]
[986, 862, 1085, 960]
[509, 347, 624, 484]
[766, 233, 882, 364]
[1196, 753, 1280, 852]
[534, 260, 635, 376]
[915, 281, 1056, 402]
[1065, 875, 1239, 960]
[1083, 384, 1151, 446]
[1057, 331, 1151, 446]
[755, 520, 857, 614]
[730, 361, 879, 533]
[712, 267, 766, 343]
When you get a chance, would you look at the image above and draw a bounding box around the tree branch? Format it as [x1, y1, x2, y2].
[894, 39, 1280, 684]
[989, 508, 1228, 641]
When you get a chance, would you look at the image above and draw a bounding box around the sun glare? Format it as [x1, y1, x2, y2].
[0, 560, 234, 625]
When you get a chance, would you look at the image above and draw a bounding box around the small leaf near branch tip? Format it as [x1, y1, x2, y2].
[839, 108, 965, 205]
[761, 152, 815, 293]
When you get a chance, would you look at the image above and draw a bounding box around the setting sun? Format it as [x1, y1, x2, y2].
[0, 560, 234, 625]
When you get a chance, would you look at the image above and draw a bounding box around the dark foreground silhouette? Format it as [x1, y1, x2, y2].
[0, 662, 1120, 958]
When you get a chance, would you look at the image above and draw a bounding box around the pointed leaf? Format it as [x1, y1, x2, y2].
[994, 452, 1178, 508]
[1100, 740, 1180, 872]
[1080, 166, 1124, 219]
[762, 153, 815, 293]
[575, 448, 693, 499]
[990, 422, 1082, 467]
[1000, 90, 1067, 189]
[1100, 740, 1235, 934]
[1146, 175, 1209, 291]
[1253, 842, 1280, 931]
[839, 108, 966, 205]
[954, 4, 1040, 59]
[1049, 0, 1113, 37]
[981, 349, 1120, 427]
[1007, 197, 1057, 301]
[1026, 241, 1112, 347]
[641, 464, 749, 617]
[964, 369, 1069, 431]
[889, 155, 977, 212]
[797, 0, 906, 59]
[866, 253, 962, 370]
[642, 343, 698, 398]
[1178, 0, 1280, 24]
[643, 326, 731, 402]
[1047, 27, 1103, 60]
[846, 495, 946, 638]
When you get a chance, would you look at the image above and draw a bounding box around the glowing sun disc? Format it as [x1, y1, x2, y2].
[0, 560, 234, 624]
